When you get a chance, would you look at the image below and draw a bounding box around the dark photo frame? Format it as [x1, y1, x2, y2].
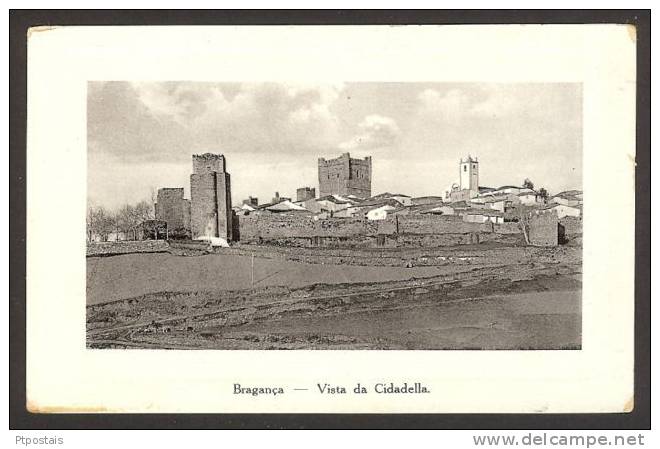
[9, 9, 650, 429]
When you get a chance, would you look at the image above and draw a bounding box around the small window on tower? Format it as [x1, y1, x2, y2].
[473, 164, 476, 169]
[463, 166, 467, 172]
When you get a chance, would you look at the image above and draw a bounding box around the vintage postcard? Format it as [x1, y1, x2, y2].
[26, 25, 635, 413]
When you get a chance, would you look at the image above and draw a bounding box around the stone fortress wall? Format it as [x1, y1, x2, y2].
[235, 213, 521, 248]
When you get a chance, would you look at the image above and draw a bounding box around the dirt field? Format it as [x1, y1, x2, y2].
[87, 244, 582, 350]
[233, 289, 580, 350]
[87, 253, 445, 305]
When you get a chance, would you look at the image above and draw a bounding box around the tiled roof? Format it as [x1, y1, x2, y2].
[412, 196, 444, 200]
[449, 200, 470, 208]
[265, 200, 309, 212]
[355, 198, 403, 208]
[317, 195, 352, 204]
[464, 208, 504, 216]
[552, 190, 583, 199]
[483, 197, 507, 203]
[542, 203, 580, 211]
[371, 192, 411, 199]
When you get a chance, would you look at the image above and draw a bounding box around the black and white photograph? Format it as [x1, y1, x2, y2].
[86, 81, 583, 350]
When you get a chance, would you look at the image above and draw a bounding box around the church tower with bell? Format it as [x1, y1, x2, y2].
[459, 155, 479, 194]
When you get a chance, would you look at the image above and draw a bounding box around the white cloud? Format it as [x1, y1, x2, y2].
[418, 85, 542, 120]
[417, 88, 477, 121]
[339, 114, 400, 152]
[470, 85, 522, 117]
[92, 82, 347, 162]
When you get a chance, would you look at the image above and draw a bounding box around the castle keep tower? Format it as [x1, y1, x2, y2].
[459, 155, 479, 193]
[318, 152, 372, 198]
[190, 153, 233, 241]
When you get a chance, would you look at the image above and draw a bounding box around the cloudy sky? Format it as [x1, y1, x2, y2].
[87, 82, 582, 209]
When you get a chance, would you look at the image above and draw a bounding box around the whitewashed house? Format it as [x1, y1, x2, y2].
[235, 203, 257, 215]
[551, 191, 583, 207]
[333, 206, 362, 218]
[499, 186, 523, 195]
[518, 191, 542, 206]
[484, 195, 517, 212]
[366, 204, 396, 220]
[544, 203, 581, 219]
[265, 200, 310, 213]
[463, 209, 504, 224]
[301, 195, 357, 216]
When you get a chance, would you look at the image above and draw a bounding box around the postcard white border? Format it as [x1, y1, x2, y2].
[26, 25, 636, 413]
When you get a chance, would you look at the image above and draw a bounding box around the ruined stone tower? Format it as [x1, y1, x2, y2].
[155, 188, 191, 234]
[190, 153, 233, 241]
[296, 187, 316, 202]
[318, 152, 372, 198]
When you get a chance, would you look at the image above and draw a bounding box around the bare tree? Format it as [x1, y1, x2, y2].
[87, 197, 155, 243]
[518, 208, 531, 245]
[86, 206, 95, 242]
[134, 200, 155, 222]
[116, 204, 140, 240]
[87, 206, 115, 242]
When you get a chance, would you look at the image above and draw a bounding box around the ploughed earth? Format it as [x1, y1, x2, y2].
[86, 243, 582, 350]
